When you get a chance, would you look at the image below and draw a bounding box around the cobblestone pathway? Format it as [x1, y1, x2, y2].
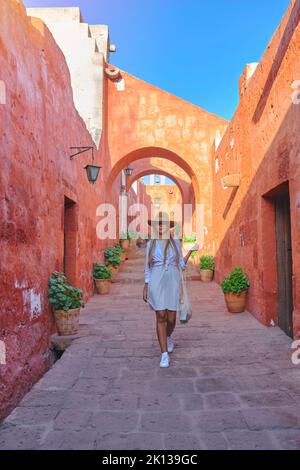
[1, 247, 300, 450]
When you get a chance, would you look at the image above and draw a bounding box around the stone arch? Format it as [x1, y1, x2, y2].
[106, 146, 200, 203]
[126, 169, 187, 204]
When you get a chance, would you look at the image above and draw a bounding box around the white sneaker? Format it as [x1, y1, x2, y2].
[160, 352, 170, 368]
[167, 336, 174, 353]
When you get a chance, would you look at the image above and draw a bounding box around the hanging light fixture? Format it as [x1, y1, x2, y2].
[70, 146, 101, 184]
[124, 167, 134, 177]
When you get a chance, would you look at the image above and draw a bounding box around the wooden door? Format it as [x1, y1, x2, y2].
[275, 192, 293, 337]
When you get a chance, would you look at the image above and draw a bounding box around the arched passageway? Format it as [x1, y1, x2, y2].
[106, 147, 200, 203]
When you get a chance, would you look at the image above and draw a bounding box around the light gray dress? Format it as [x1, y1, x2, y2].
[144, 239, 186, 311]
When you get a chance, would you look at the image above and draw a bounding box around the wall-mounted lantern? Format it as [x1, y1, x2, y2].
[70, 146, 101, 184]
[124, 167, 134, 177]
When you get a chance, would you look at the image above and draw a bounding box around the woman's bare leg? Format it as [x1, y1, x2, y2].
[166, 310, 176, 337]
[156, 310, 168, 353]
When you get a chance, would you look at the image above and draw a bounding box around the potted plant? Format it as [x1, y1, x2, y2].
[113, 243, 126, 262]
[104, 247, 121, 277]
[221, 267, 250, 313]
[120, 232, 130, 250]
[48, 272, 84, 336]
[93, 263, 112, 294]
[128, 230, 137, 247]
[200, 254, 215, 282]
[183, 234, 197, 252]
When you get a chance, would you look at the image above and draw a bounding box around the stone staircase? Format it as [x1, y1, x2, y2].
[115, 242, 200, 284]
[117, 244, 146, 284]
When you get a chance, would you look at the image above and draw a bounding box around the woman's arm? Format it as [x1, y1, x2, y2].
[175, 239, 187, 269]
[143, 241, 150, 302]
[144, 240, 151, 283]
[184, 243, 199, 265]
[175, 240, 199, 268]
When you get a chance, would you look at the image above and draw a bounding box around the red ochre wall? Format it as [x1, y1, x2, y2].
[0, 0, 149, 419]
[211, 0, 300, 337]
[106, 70, 228, 250]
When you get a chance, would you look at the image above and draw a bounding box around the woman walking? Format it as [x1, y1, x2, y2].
[143, 212, 198, 368]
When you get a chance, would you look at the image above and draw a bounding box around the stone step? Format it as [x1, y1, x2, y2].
[122, 260, 145, 267]
[118, 266, 143, 275]
[115, 272, 144, 284]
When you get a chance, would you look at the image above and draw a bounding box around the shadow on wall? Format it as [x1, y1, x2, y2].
[214, 101, 300, 338]
[253, 0, 300, 123]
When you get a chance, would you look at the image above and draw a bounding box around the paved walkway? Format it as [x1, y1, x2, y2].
[1, 247, 300, 450]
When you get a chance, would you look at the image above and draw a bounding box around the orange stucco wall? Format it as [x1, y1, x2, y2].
[105, 70, 228, 249]
[211, 0, 300, 337]
[145, 184, 182, 212]
[2, 0, 300, 422]
[0, 0, 149, 419]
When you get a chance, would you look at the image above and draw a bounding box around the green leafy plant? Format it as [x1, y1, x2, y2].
[221, 267, 250, 294]
[48, 272, 84, 312]
[128, 230, 137, 240]
[113, 243, 125, 254]
[120, 230, 136, 240]
[200, 254, 215, 270]
[104, 247, 121, 267]
[93, 263, 112, 280]
[183, 233, 197, 244]
[120, 231, 129, 240]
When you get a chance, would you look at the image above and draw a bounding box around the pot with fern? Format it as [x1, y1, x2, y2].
[93, 263, 112, 295]
[48, 272, 84, 336]
[104, 247, 121, 279]
[221, 267, 250, 313]
[200, 254, 215, 282]
[113, 243, 126, 262]
[120, 231, 131, 250]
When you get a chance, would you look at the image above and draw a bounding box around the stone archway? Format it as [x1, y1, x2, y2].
[126, 166, 191, 207]
[106, 146, 200, 203]
[107, 147, 198, 235]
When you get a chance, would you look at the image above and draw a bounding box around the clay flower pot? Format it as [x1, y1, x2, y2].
[120, 239, 129, 250]
[224, 291, 247, 313]
[94, 279, 111, 295]
[120, 252, 126, 262]
[200, 269, 214, 282]
[108, 264, 119, 282]
[54, 308, 80, 336]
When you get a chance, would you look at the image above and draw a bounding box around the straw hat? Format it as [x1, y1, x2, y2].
[147, 211, 175, 228]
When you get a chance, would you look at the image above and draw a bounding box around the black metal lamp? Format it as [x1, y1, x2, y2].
[70, 146, 101, 184]
[124, 167, 134, 177]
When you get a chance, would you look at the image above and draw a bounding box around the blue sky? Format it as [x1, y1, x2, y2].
[24, 0, 290, 121]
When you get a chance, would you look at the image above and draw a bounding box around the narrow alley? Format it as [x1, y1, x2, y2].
[0, 246, 299, 450]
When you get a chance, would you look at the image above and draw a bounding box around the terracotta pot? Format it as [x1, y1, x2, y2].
[54, 308, 80, 336]
[120, 252, 126, 262]
[108, 264, 119, 282]
[120, 239, 129, 250]
[94, 278, 111, 295]
[224, 291, 247, 313]
[200, 269, 214, 282]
